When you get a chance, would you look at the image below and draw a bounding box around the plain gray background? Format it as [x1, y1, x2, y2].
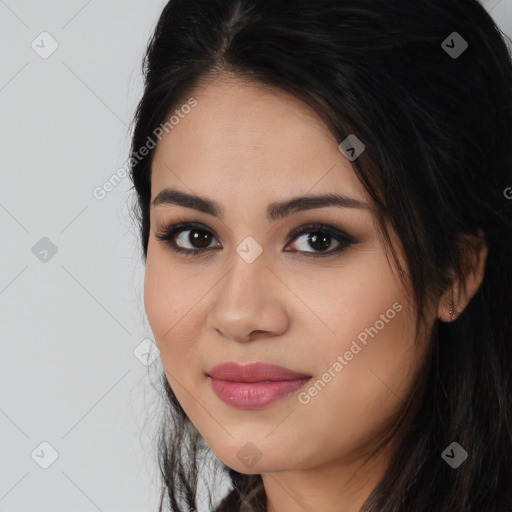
[0, 1, 511, 511]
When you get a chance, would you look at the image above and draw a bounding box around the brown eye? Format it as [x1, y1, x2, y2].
[180, 228, 215, 249]
[289, 231, 336, 253]
[155, 222, 220, 255]
[284, 223, 356, 257]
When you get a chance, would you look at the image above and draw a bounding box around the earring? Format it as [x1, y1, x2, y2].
[449, 304, 454, 316]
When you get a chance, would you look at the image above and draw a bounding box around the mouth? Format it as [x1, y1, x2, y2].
[206, 361, 312, 409]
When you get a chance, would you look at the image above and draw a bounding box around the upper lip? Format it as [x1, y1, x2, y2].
[207, 362, 312, 382]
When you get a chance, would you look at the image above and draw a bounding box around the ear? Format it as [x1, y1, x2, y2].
[437, 231, 488, 322]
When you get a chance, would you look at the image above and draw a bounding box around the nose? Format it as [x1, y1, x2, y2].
[206, 251, 289, 343]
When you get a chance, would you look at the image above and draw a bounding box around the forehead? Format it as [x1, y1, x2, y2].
[151, 75, 366, 204]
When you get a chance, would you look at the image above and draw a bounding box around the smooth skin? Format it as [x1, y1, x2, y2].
[144, 74, 487, 512]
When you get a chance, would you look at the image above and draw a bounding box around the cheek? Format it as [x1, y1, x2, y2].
[143, 255, 172, 344]
[291, 243, 408, 355]
[286, 310, 421, 471]
[143, 255, 214, 434]
[289, 248, 420, 447]
[143, 249, 202, 371]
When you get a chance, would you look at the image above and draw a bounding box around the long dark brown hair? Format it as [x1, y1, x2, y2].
[128, 0, 512, 510]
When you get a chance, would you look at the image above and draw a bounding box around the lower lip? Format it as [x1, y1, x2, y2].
[209, 377, 311, 409]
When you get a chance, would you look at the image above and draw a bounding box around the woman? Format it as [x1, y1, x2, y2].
[129, 0, 512, 510]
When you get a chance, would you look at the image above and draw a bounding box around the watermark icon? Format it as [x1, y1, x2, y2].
[236, 236, 263, 264]
[31, 441, 59, 469]
[441, 32, 468, 59]
[133, 338, 160, 366]
[441, 442, 468, 469]
[338, 134, 365, 161]
[31, 31, 59, 59]
[32, 237, 58, 263]
[298, 301, 403, 405]
[504, 187, 512, 200]
[92, 97, 198, 200]
[237, 442, 263, 468]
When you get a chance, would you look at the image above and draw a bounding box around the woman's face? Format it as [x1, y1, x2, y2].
[144, 75, 434, 476]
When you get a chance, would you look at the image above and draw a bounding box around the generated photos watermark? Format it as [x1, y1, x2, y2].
[298, 301, 403, 405]
[92, 97, 198, 201]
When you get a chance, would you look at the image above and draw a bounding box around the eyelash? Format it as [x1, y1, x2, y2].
[154, 219, 357, 259]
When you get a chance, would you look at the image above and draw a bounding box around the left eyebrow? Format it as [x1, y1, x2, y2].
[151, 188, 370, 221]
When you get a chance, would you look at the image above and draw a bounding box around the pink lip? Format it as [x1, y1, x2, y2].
[207, 362, 312, 409]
